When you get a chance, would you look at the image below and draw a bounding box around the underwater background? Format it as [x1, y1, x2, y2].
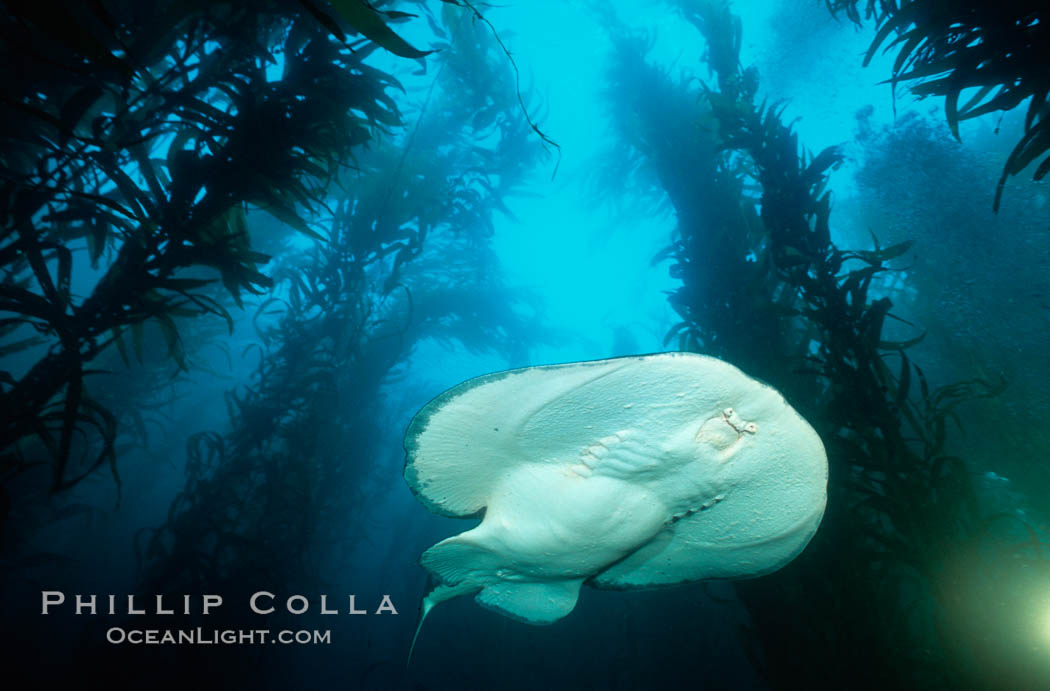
[1, 1, 1048, 689]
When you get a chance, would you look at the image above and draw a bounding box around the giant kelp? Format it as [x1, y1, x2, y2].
[602, 1, 1046, 688]
[125, 7, 546, 684]
[825, 0, 1050, 210]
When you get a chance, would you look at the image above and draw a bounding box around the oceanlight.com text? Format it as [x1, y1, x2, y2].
[105, 627, 331, 645]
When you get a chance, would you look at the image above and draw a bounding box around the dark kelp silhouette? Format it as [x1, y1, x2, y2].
[0, 1, 424, 518]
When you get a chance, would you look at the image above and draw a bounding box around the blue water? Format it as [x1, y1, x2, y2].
[4, 1, 1049, 690]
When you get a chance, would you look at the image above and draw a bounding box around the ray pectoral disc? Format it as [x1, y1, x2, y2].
[403, 352, 828, 659]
